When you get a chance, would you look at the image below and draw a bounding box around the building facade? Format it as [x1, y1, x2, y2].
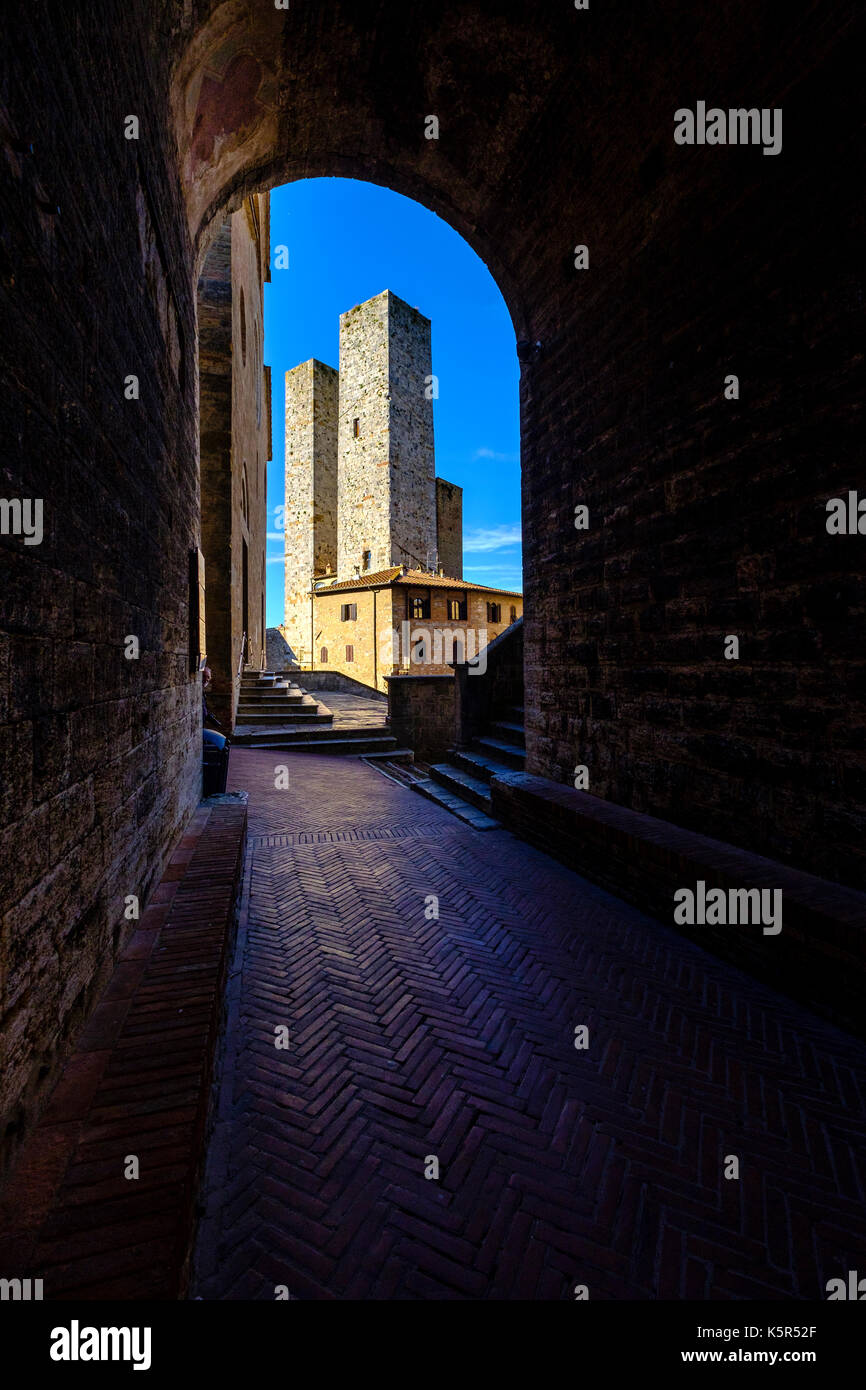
[197, 193, 271, 729]
[310, 567, 522, 693]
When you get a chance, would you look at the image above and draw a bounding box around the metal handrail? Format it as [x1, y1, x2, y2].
[237, 632, 246, 676]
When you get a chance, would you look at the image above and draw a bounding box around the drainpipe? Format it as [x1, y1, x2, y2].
[373, 588, 378, 691]
[310, 581, 314, 671]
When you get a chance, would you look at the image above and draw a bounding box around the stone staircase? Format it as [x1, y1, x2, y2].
[235, 670, 330, 726]
[412, 704, 526, 829]
[232, 669, 401, 756]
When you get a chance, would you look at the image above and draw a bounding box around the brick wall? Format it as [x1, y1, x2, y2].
[198, 223, 233, 727]
[229, 197, 270, 688]
[456, 619, 524, 746]
[197, 197, 270, 729]
[0, 0, 201, 1175]
[386, 675, 457, 762]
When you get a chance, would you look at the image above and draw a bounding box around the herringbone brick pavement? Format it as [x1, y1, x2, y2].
[192, 751, 866, 1300]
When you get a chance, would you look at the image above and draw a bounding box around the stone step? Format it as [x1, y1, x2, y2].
[240, 678, 304, 690]
[362, 754, 421, 789]
[234, 732, 399, 755]
[235, 709, 332, 725]
[232, 723, 388, 747]
[429, 763, 493, 815]
[411, 778, 499, 830]
[237, 693, 306, 707]
[236, 696, 313, 712]
[473, 736, 526, 769]
[240, 675, 302, 688]
[238, 690, 316, 702]
[240, 680, 303, 693]
[450, 748, 517, 784]
[489, 720, 525, 748]
[504, 705, 525, 722]
[362, 747, 414, 763]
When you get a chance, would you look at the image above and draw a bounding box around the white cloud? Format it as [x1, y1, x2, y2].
[473, 447, 519, 463]
[267, 556, 286, 566]
[464, 566, 522, 574]
[266, 531, 284, 542]
[463, 525, 522, 553]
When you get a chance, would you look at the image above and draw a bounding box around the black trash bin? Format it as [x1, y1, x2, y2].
[202, 728, 230, 796]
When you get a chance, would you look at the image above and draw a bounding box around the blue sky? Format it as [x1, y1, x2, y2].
[262, 178, 521, 627]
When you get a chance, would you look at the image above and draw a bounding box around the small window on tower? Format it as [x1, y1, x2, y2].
[320, 647, 328, 664]
[345, 645, 354, 663]
[362, 550, 372, 571]
[353, 418, 360, 438]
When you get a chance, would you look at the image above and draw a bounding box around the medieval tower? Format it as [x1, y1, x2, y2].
[283, 359, 339, 661]
[337, 291, 436, 578]
[283, 290, 463, 661]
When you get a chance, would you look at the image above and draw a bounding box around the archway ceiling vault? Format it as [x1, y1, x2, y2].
[170, 0, 588, 338]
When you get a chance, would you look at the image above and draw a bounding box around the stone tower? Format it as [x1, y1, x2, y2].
[436, 478, 463, 579]
[337, 290, 436, 578]
[283, 359, 339, 660]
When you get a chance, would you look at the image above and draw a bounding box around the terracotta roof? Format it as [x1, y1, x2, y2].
[315, 566, 522, 598]
[318, 567, 402, 591]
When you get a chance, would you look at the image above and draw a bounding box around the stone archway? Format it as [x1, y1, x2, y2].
[167, 0, 862, 889]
